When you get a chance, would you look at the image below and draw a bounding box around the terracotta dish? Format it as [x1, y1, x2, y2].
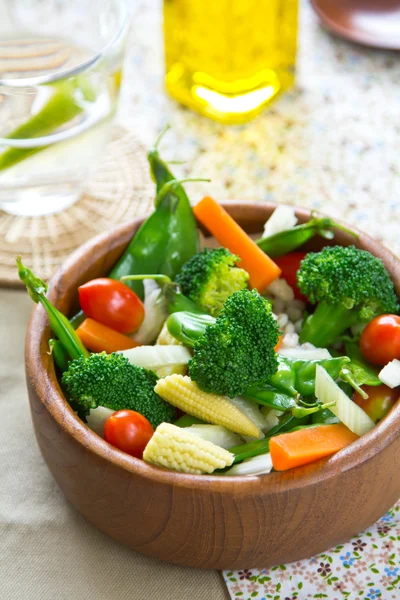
[311, 0, 400, 50]
[25, 202, 400, 569]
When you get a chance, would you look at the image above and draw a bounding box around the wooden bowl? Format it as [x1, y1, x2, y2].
[25, 202, 400, 570]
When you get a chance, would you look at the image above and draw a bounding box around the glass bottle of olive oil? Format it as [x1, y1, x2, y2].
[163, 0, 298, 124]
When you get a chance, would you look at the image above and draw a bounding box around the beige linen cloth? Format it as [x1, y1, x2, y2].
[0, 289, 228, 600]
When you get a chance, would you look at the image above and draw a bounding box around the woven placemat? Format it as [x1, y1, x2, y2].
[0, 128, 154, 288]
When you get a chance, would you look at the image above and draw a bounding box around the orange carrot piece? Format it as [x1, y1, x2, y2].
[275, 335, 283, 352]
[77, 318, 140, 354]
[193, 196, 281, 291]
[269, 423, 359, 471]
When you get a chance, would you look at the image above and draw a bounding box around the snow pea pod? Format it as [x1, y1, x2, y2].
[311, 408, 339, 425]
[110, 178, 202, 299]
[147, 126, 175, 195]
[288, 356, 350, 397]
[70, 310, 86, 330]
[121, 274, 206, 314]
[154, 179, 202, 280]
[17, 258, 88, 361]
[109, 196, 173, 298]
[256, 217, 357, 258]
[243, 387, 297, 412]
[266, 356, 298, 396]
[340, 341, 381, 399]
[49, 339, 70, 373]
[166, 311, 215, 347]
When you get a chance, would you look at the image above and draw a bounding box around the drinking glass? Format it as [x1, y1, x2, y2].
[0, 0, 128, 216]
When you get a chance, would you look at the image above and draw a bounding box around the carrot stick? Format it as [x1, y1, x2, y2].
[193, 196, 281, 291]
[269, 423, 359, 471]
[76, 318, 140, 354]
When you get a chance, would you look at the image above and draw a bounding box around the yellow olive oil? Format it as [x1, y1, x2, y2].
[164, 0, 298, 124]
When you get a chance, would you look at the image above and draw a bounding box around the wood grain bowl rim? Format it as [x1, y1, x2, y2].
[25, 201, 400, 494]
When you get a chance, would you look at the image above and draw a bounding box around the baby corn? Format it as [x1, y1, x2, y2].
[143, 422, 234, 474]
[155, 375, 261, 438]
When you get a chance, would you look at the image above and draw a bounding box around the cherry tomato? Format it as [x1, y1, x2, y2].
[274, 252, 308, 302]
[104, 410, 154, 459]
[353, 384, 399, 423]
[78, 278, 145, 334]
[360, 314, 400, 366]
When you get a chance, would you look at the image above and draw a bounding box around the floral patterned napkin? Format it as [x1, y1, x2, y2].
[223, 501, 399, 600]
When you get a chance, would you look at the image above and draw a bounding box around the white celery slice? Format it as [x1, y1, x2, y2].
[315, 365, 374, 436]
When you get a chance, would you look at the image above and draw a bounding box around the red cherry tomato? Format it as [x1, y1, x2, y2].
[360, 314, 400, 366]
[273, 252, 308, 302]
[78, 278, 145, 334]
[353, 384, 399, 423]
[104, 410, 154, 459]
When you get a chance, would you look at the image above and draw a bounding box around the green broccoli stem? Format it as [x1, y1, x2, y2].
[299, 301, 361, 348]
[17, 257, 89, 361]
[121, 274, 207, 315]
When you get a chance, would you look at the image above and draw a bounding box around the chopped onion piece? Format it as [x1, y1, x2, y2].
[120, 345, 191, 370]
[185, 425, 242, 449]
[262, 205, 298, 239]
[230, 397, 266, 438]
[86, 406, 115, 437]
[279, 347, 332, 360]
[315, 365, 374, 436]
[260, 407, 284, 431]
[225, 453, 273, 476]
[379, 359, 400, 389]
[132, 279, 168, 344]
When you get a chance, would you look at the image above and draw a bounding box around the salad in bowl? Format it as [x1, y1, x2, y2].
[19, 135, 400, 480]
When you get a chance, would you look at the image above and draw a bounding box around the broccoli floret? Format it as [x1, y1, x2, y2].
[62, 352, 176, 428]
[188, 289, 280, 398]
[298, 245, 399, 347]
[175, 248, 249, 316]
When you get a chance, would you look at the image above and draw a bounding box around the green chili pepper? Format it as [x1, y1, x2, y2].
[229, 413, 310, 463]
[121, 274, 207, 315]
[48, 339, 70, 373]
[109, 178, 205, 299]
[256, 216, 357, 258]
[243, 387, 297, 411]
[17, 257, 88, 361]
[311, 408, 340, 425]
[287, 356, 350, 397]
[339, 341, 381, 399]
